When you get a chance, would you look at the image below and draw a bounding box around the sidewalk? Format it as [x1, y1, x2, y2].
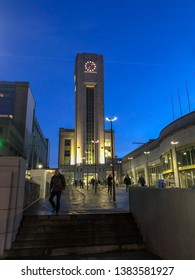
[24, 185, 129, 215]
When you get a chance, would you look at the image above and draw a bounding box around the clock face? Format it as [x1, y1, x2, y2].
[84, 61, 96, 72]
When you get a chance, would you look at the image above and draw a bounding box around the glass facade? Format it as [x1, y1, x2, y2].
[151, 146, 195, 188]
[64, 139, 71, 165]
[177, 145, 195, 188]
[149, 165, 162, 186]
[177, 146, 195, 166]
[105, 139, 111, 158]
[0, 85, 15, 116]
[161, 151, 172, 171]
[86, 87, 95, 164]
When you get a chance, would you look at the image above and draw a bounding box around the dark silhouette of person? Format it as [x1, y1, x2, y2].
[91, 177, 95, 188]
[107, 174, 112, 195]
[79, 179, 84, 188]
[49, 170, 66, 215]
[124, 174, 131, 193]
[138, 176, 145, 186]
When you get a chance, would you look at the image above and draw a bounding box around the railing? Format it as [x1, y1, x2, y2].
[23, 179, 41, 210]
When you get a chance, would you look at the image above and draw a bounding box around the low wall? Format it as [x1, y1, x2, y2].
[129, 187, 195, 260]
[30, 169, 51, 199]
[0, 157, 26, 257]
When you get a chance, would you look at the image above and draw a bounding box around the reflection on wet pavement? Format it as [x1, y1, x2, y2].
[24, 185, 129, 215]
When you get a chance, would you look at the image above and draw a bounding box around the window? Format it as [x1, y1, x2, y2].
[161, 152, 172, 171]
[86, 87, 95, 164]
[65, 139, 71, 146]
[64, 150, 70, 156]
[176, 146, 195, 166]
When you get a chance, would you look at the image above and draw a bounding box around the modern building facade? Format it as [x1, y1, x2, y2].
[122, 111, 195, 188]
[59, 53, 120, 184]
[0, 81, 49, 169]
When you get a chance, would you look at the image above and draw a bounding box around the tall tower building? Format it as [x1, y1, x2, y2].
[75, 53, 105, 165]
[59, 53, 119, 184]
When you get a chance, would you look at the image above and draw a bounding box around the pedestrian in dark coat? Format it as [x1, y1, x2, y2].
[138, 176, 145, 186]
[124, 174, 131, 193]
[107, 174, 112, 195]
[49, 170, 66, 215]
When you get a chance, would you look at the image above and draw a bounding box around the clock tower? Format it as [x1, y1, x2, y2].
[75, 53, 105, 165]
[59, 53, 117, 184]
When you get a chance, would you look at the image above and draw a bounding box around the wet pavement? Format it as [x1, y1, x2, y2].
[24, 185, 129, 215]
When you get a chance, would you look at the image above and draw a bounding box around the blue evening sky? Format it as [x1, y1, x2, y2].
[1, 0, 195, 167]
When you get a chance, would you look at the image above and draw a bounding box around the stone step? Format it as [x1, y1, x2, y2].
[6, 243, 146, 259]
[19, 223, 138, 233]
[20, 220, 136, 228]
[21, 213, 135, 224]
[17, 227, 139, 239]
[12, 235, 143, 249]
[23, 213, 133, 219]
[6, 213, 146, 259]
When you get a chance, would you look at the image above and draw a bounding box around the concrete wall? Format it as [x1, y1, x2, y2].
[30, 169, 52, 198]
[129, 186, 195, 259]
[0, 157, 26, 257]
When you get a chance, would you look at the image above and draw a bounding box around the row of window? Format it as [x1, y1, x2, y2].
[160, 146, 195, 171]
[177, 147, 195, 166]
[86, 87, 95, 164]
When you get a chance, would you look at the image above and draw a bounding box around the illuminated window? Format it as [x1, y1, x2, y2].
[161, 152, 172, 171]
[0, 114, 13, 119]
[86, 87, 95, 164]
[177, 146, 195, 166]
[105, 148, 111, 158]
[105, 140, 111, 147]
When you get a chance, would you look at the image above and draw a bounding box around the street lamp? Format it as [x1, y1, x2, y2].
[105, 117, 117, 202]
[92, 140, 99, 193]
[85, 150, 90, 190]
[171, 141, 180, 188]
[128, 157, 133, 178]
[144, 151, 150, 186]
[144, 151, 150, 157]
[81, 157, 86, 187]
[171, 141, 179, 145]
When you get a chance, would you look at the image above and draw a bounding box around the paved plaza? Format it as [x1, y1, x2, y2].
[24, 184, 129, 215]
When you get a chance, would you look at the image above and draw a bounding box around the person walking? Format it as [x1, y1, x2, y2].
[79, 179, 84, 188]
[49, 170, 66, 215]
[107, 174, 112, 195]
[124, 174, 131, 193]
[91, 177, 95, 189]
[138, 175, 145, 186]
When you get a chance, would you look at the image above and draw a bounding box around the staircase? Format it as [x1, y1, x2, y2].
[5, 213, 147, 259]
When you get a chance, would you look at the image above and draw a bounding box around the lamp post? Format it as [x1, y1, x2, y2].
[106, 117, 117, 202]
[92, 140, 99, 193]
[144, 151, 150, 186]
[85, 150, 90, 190]
[81, 157, 86, 188]
[128, 157, 133, 178]
[171, 141, 180, 188]
[117, 160, 122, 186]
